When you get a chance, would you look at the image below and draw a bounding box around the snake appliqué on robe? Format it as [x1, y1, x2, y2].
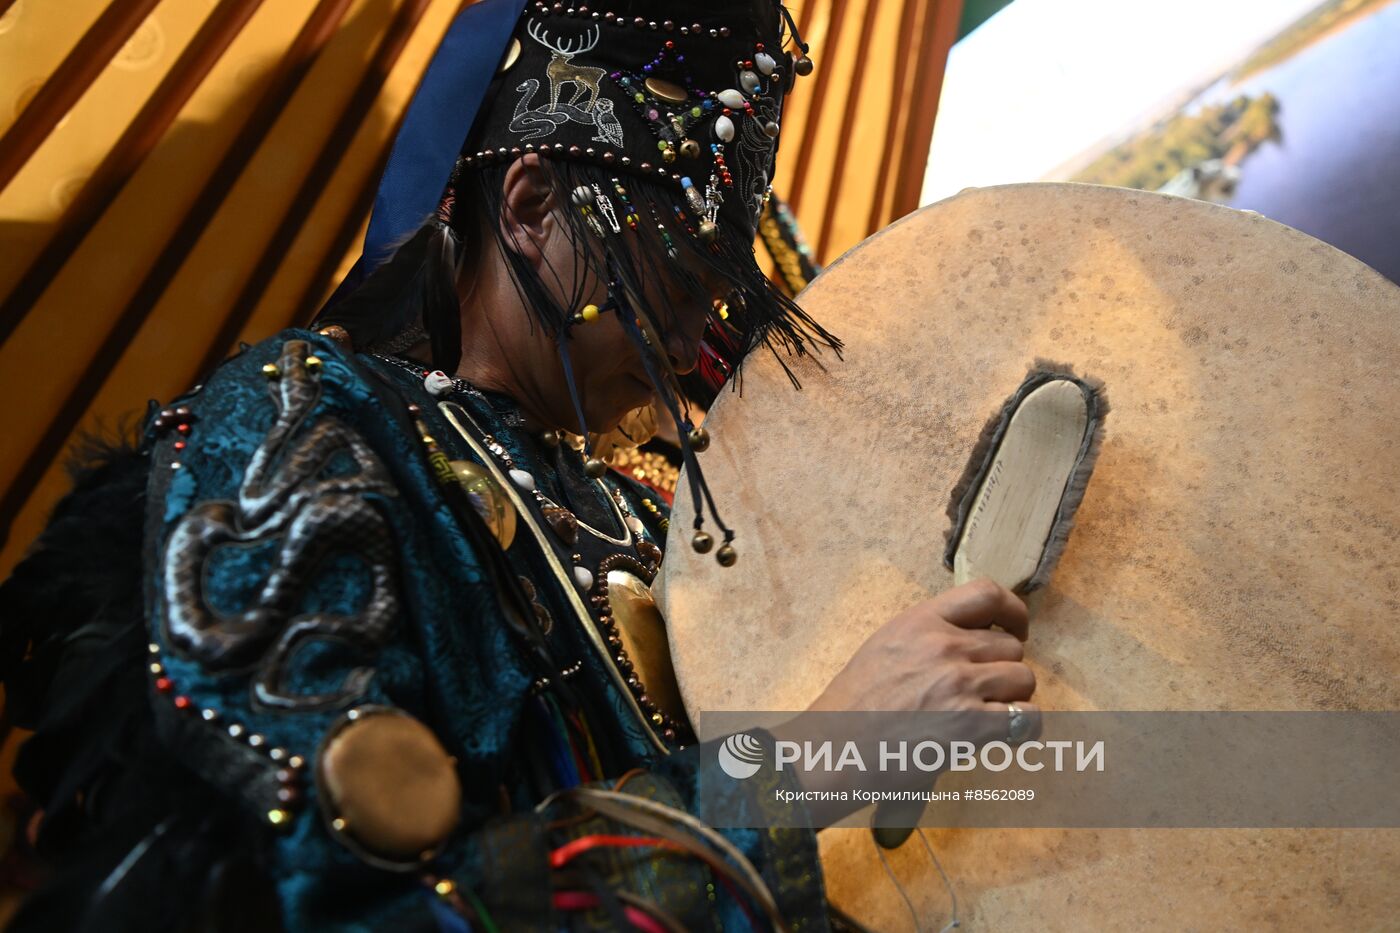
[161, 340, 400, 712]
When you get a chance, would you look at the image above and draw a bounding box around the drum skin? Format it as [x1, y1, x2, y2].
[658, 184, 1400, 930]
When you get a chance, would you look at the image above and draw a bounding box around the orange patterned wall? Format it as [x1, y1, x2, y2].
[0, 0, 961, 579]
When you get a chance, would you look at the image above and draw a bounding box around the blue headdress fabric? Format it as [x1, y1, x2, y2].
[325, 0, 528, 307]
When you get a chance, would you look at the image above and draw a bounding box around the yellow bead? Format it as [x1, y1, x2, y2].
[261, 363, 280, 379]
[581, 304, 600, 322]
[305, 355, 323, 371]
[434, 879, 456, 897]
[267, 808, 291, 826]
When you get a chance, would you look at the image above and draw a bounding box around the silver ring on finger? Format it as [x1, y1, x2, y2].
[1007, 703, 1033, 744]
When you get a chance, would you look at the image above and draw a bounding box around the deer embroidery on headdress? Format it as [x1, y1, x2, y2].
[509, 21, 624, 147]
[529, 21, 607, 112]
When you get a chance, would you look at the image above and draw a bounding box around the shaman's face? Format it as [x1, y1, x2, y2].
[536, 230, 726, 433]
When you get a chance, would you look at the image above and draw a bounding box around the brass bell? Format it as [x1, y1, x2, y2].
[584, 457, 608, 479]
[794, 54, 814, 76]
[680, 139, 701, 160]
[688, 426, 711, 452]
[692, 530, 714, 554]
[698, 221, 719, 245]
[540, 430, 561, 447]
[716, 543, 738, 567]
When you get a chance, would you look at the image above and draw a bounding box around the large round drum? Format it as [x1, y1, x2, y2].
[659, 184, 1400, 930]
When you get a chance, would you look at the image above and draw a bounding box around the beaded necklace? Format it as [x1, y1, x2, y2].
[374, 355, 663, 585]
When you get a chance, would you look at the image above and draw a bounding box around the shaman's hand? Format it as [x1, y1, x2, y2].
[768, 579, 1039, 825]
[810, 578, 1036, 721]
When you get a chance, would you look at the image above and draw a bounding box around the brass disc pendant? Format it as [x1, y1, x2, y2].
[451, 460, 516, 548]
[498, 37, 522, 74]
[317, 708, 462, 866]
[606, 570, 687, 727]
[644, 77, 688, 103]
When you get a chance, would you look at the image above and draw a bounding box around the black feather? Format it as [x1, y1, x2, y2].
[0, 428, 283, 932]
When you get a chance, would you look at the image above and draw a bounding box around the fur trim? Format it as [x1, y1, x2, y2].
[942, 359, 1110, 593]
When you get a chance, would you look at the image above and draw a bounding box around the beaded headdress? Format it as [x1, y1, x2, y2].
[317, 0, 839, 560]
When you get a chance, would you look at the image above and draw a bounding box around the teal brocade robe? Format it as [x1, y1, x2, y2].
[137, 328, 826, 930]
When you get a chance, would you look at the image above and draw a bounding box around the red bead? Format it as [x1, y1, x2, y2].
[665, 40, 674, 49]
[155, 677, 173, 693]
[173, 695, 193, 710]
[756, 43, 765, 51]
[173, 441, 186, 451]
[176, 423, 191, 435]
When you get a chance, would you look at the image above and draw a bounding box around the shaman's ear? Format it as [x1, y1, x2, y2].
[498, 153, 560, 270]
